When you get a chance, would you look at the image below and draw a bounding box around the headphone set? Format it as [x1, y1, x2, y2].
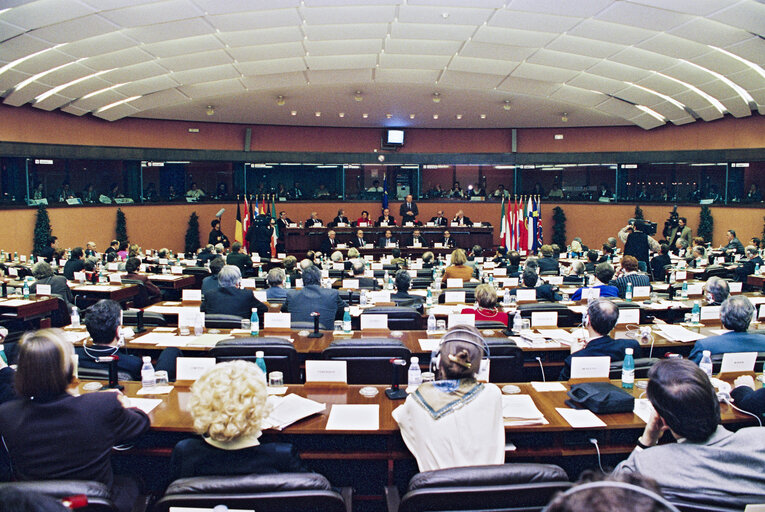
[429, 326, 491, 375]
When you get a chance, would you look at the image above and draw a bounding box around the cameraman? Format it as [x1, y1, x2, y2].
[618, 220, 660, 273]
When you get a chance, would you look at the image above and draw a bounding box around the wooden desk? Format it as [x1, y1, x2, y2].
[148, 274, 197, 290]
[748, 274, 765, 292]
[70, 283, 139, 303]
[0, 295, 59, 328]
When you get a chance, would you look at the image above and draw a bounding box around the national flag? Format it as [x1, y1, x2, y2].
[234, 199, 243, 244]
[265, 194, 272, 217]
[382, 172, 389, 210]
[518, 197, 528, 252]
[243, 196, 251, 251]
[270, 194, 278, 258]
[261, 196, 267, 216]
[526, 196, 535, 252]
[535, 196, 543, 249]
[499, 197, 511, 250]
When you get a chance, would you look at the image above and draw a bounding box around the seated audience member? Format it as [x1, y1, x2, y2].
[392, 326, 503, 471]
[440, 230, 456, 248]
[169, 361, 303, 481]
[282, 265, 347, 330]
[30, 261, 74, 306]
[349, 260, 379, 289]
[409, 228, 427, 247]
[563, 260, 586, 285]
[0, 328, 15, 405]
[512, 268, 562, 302]
[202, 265, 268, 319]
[197, 244, 216, 266]
[117, 241, 129, 261]
[346, 247, 360, 262]
[584, 250, 599, 273]
[376, 208, 397, 226]
[124, 257, 161, 302]
[377, 229, 398, 248]
[688, 245, 708, 268]
[559, 298, 640, 380]
[0, 329, 150, 512]
[85, 241, 97, 258]
[80, 299, 181, 380]
[730, 375, 765, 420]
[547, 471, 669, 512]
[723, 229, 745, 255]
[391, 270, 423, 311]
[201, 257, 225, 296]
[37, 236, 57, 262]
[321, 230, 339, 253]
[506, 251, 522, 277]
[421, 251, 435, 269]
[350, 229, 368, 248]
[736, 245, 763, 283]
[429, 210, 448, 226]
[283, 255, 299, 283]
[63, 246, 85, 280]
[537, 244, 559, 273]
[462, 284, 508, 326]
[569, 239, 584, 256]
[226, 241, 253, 275]
[266, 268, 287, 301]
[649, 244, 672, 281]
[610, 255, 650, 299]
[442, 249, 473, 283]
[305, 212, 323, 227]
[689, 295, 765, 363]
[491, 246, 508, 267]
[571, 263, 618, 301]
[104, 239, 119, 257]
[355, 210, 371, 227]
[612, 359, 765, 506]
[551, 244, 562, 259]
[673, 238, 689, 257]
[703, 276, 729, 305]
[390, 247, 406, 268]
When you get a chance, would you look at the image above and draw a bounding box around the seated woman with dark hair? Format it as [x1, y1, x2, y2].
[169, 360, 304, 481]
[392, 325, 503, 471]
[461, 284, 509, 326]
[0, 329, 150, 512]
[30, 261, 74, 306]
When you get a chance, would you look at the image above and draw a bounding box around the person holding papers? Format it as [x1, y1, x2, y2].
[570, 263, 618, 301]
[0, 329, 150, 512]
[79, 299, 181, 381]
[392, 326, 503, 471]
[461, 284, 508, 326]
[612, 359, 765, 508]
[559, 298, 640, 381]
[169, 361, 304, 481]
[442, 249, 473, 283]
[202, 265, 268, 320]
[689, 296, 765, 363]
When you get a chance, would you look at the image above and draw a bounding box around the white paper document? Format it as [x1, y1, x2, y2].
[633, 399, 654, 424]
[502, 394, 548, 425]
[531, 382, 567, 392]
[185, 334, 231, 347]
[133, 333, 186, 346]
[655, 325, 706, 342]
[263, 394, 326, 431]
[570, 356, 611, 379]
[536, 329, 576, 344]
[419, 338, 441, 351]
[176, 357, 216, 381]
[556, 407, 607, 428]
[137, 385, 174, 395]
[325, 404, 379, 431]
[123, 397, 163, 414]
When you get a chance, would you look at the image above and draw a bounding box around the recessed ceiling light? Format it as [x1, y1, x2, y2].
[432, 92, 441, 103]
[338, 112, 345, 118]
[409, 114, 415, 119]
[456, 114, 462, 119]
[503, 100, 511, 111]
[206, 105, 215, 116]
[480, 114, 486, 119]
[315, 111, 321, 117]
[354, 90, 363, 102]
[561, 113, 568, 122]
[362, 113, 369, 118]
[276, 95, 285, 106]
[290, 110, 297, 116]
[386, 113, 392, 119]
[432, 114, 439, 119]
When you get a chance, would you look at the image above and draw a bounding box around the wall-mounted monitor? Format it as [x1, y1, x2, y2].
[382, 129, 405, 149]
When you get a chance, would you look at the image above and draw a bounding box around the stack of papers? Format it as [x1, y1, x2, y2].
[325, 404, 379, 431]
[263, 394, 326, 431]
[502, 394, 549, 426]
[556, 407, 607, 428]
[536, 329, 576, 345]
[655, 325, 706, 342]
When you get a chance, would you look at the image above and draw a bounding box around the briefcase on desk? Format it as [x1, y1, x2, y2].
[565, 382, 634, 414]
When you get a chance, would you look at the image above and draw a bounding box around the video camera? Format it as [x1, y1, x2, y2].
[628, 218, 658, 237]
[663, 205, 679, 239]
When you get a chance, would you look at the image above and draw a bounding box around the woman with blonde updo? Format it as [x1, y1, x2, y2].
[169, 360, 304, 481]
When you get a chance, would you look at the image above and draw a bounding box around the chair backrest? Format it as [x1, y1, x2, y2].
[411, 277, 433, 289]
[205, 313, 245, 329]
[154, 473, 347, 512]
[438, 289, 475, 304]
[485, 338, 524, 382]
[48, 295, 72, 327]
[209, 337, 301, 383]
[120, 278, 150, 308]
[474, 320, 509, 330]
[608, 357, 659, 379]
[362, 306, 421, 330]
[322, 338, 411, 384]
[122, 309, 167, 327]
[710, 351, 765, 374]
[540, 269, 560, 276]
[701, 265, 732, 280]
[518, 303, 580, 327]
[76, 364, 133, 382]
[0, 480, 117, 512]
[398, 463, 571, 512]
[662, 486, 753, 512]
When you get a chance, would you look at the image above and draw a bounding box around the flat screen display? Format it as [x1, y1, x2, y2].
[385, 129, 404, 145]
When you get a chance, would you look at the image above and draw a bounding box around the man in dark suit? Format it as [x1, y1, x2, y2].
[226, 241, 253, 275]
[650, 244, 672, 281]
[689, 296, 765, 363]
[37, 236, 57, 262]
[559, 298, 641, 380]
[735, 245, 763, 283]
[202, 265, 268, 319]
[430, 210, 447, 226]
[409, 228, 427, 247]
[197, 244, 216, 266]
[350, 229, 368, 248]
[378, 229, 398, 248]
[277, 211, 293, 235]
[330, 209, 350, 227]
[399, 194, 419, 224]
[440, 230, 456, 248]
[305, 212, 323, 227]
[511, 268, 562, 302]
[723, 229, 745, 255]
[202, 257, 225, 297]
[349, 260, 379, 289]
[452, 210, 473, 226]
[537, 245, 559, 274]
[376, 208, 397, 227]
[282, 265, 347, 330]
[391, 269, 424, 312]
[321, 230, 338, 253]
[63, 246, 85, 280]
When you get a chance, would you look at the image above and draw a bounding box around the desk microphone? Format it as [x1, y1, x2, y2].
[308, 312, 323, 338]
[96, 356, 123, 391]
[385, 358, 408, 400]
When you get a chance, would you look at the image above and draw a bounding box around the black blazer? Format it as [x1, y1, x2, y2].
[441, 237, 456, 248]
[453, 216, 473, 226]
[226, 252, 253, 273]
[349, 237, 367, 248]
[430, 216, 447, 226]
[376, 215, 397, 226]
[305, 218, 323, 227]
[321, 237, 338, 254]
[560, 336, 641, 380]
[63, 259, 85, 280]
[378, 236, 398, 248]
[202, 287, 268, 318]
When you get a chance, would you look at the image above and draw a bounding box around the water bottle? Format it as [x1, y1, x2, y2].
[141, 356, 155, 389]
[70, 307, 80, 328]
[387, 274, 394, 290]
[699, 350, 713, 378]
[255, 350, 267, 376]
[250, 308, 259, 336]
[407, 356, 422, 389]
[285, 274, 291, 289]
[360, 289, 368, 305]
[625, 281, 633, 302]
[194, 313, 204, 336]
[488, 274, 494, 288]
[22, 281, 29, 299]
[691, 300, 701, 324]
[384, 270, 389, 286]
[343, 307, 352, 333]
[621, 348, 635, 389]
[681, 281, 688, 300]
[427, 312, 436, 332]
[426, 288, 433, 307]
[755, 262, 761, 275]
[503, 289, 511, 306]
[513, 310, 522, 333]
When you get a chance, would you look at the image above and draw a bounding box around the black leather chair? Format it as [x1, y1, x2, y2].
[48, 295, 72, 327]
[411, 277, 432, 290]
[438, 289, 475, 304]
[485, 338, 524, 382]
[210, 337, 301, 383]
[205, 313, 245, 329]
[361, 306, 421, 330]
[322, 338, 411, 384]
[76, 364, 133, 382]
[122, 309, 168, 327]
[540, 269, 560, 276]
[608, 357, 660, 380]
[518, 303, 581, 328]
[385, 463, 571, 512]
[701, 265, 733, 280]
[474, 320, 509, 330]
[0, 480, 119, 512]
[121, 278, 151, 308]
[154, 473, 349, 512]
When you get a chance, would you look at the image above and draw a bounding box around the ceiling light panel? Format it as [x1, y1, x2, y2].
[240, 71, 306, 90]
[0, 0, 94, 31]
[304, 23, 389, 40]
[384, 39, 462, 56]
[158, 49, 233, 72]
[227, 42, 305, 62]
[391, 22, 476, 41]
[235, 58, 306, 76]
[438, 70, 504, 89]
[722, 38, 765, 66]
[508, 0, 611, 18]
[94, 102, 139, 122]
[4, 82, 50, 106]
[526, 49, 600, 71]
[460, 42, 537, 62]
[124, 18, 213, 44]
[29, 14, 118, 44]
[374, 68, 440, 84]
[57, 32, 137, 59]
[716, 94, 750, 117]
[449, 56, 518, 75]
[70, 88, 126, 110]
[11, 49, 73, 75]
[473, 26, 558, 47]
[178, 77, 245, 98]
[567, 19, 657, 46]
[116, 74, 179, 97]
[595, 97, 642, 118]
[142, 34, 224, 59]
[210, 9, 302, 32]
[669, 18, 752, 48]
[83, 46, 153, 71]
[302, 5, 395, 25]
[304, 39, 382, 56]
[546, 34, 625, 59]
[98, 0, 204, 27]
[690, 104, 724, 122]
[0, 35, 54, 63]
[567, 73, 626, 95]
[496, 76, 563, 97]
[397, 5, 493, 25]
[725, 69, 765, 91]
[491, 10, 580, 33]
[170, 63, 241, 84]
[550, 85, 606, 107]
[100, 61, 168, 83]
[217, 27, 303, 47]
[635, 33, 712, 60]
[305, 54, 377, 70]
[512, 62, 579, 83]
[629, 111, 665, 130]
[610, 47, 677, 72]
[689, 51, 748, 76]
[587, 60, 650, 83]
[128, 87, 189, 111]
[60, 104, 90, 116]
[0, 69, 31, 94]
[596, 2, 693, 31]
[379, 53, 451, 70]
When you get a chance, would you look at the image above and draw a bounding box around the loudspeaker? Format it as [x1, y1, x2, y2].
[244, 127, 252, 151]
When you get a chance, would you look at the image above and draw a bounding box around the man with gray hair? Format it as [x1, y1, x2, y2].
[703, 276, 729, 306]
[735, 245, 763, 284]
[350, 259, 378, 289]
[202, 265, 267, 319]
[30, 260, 74, 306]
[282, 264, 347, 329]
[690, 295, 765, 363]
[266, 268, 287, 302]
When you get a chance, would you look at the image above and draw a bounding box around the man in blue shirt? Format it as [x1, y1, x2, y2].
[571, 263, 619, 301]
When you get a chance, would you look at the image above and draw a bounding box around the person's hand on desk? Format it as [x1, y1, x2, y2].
[734, 375, 756, 391]
[638, 410, 668, 448]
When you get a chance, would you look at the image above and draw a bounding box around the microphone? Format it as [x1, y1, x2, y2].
[215, 208, 226, 218]
[385, 358, 408, 400]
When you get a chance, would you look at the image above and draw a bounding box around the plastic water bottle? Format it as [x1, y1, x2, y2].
[625, 281, 633, 302]
[621, 348, 635, 389]
[513, 310, 523, 333]
[426, 288, 433, 307]
[387, 274, 394, 290]
[384, 270, 389, 285]
[681, 281, 688, 300]
[343, 307, 352, 333]
[427, 312, 436, 332]
[699, 350, 713, 378]
[407, 357, 422, 389]
[22, 281, 29, 299]
[70, 307, 80, 328]
[503, 289, 510, 306]
[250, 308, 259, 336]
[691, 300, 701, 324]
[255, 350, 267, 376]
[755, 262, 761, 275]
[285, 274, 291, 289]
[488, 274, 494, 288]
[141, 356, 155, 389]
[360, 289, 368, 305]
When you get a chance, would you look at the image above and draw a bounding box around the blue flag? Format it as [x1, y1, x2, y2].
[382, 172, 389, 210]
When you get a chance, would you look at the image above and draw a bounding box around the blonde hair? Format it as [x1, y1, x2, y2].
[347, 247, 360, 259]
[190, 361, 271, 443]
[474, 284, 497, 309]
[450, 248, 467, 266]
